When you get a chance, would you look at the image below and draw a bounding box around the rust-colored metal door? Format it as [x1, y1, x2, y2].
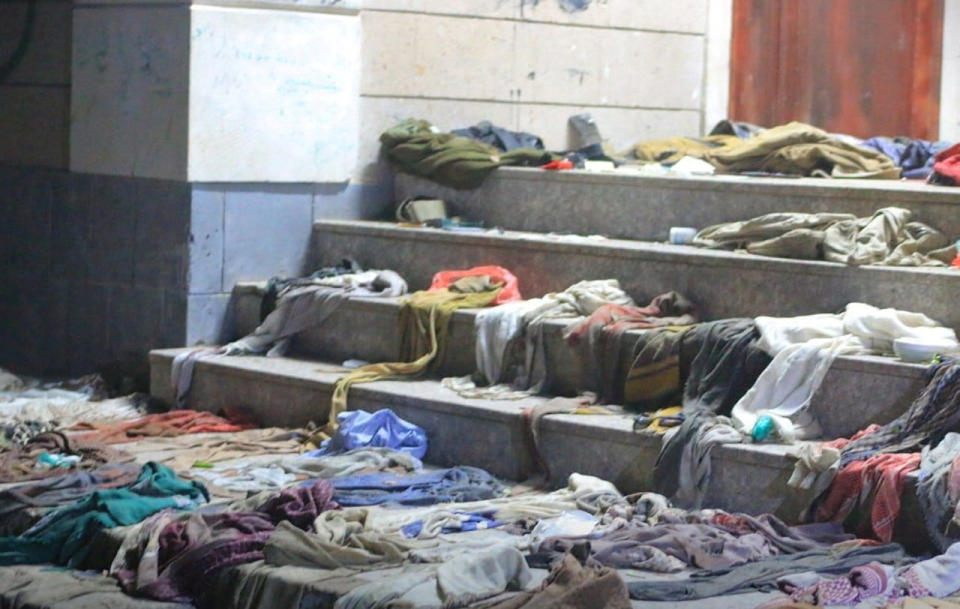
[729, 0, 944, 139]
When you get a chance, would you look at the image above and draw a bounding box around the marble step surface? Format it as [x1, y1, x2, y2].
[230, 283, 927, 441]
[395, 167, 960, 241]
[310, 219, 960, 330]
[149, 348, 929, 552]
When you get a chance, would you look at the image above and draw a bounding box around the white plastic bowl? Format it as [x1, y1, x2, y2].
[893, 337, 959, 363]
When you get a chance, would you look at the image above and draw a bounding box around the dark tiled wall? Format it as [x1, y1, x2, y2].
[185, 180, 394, 346]
[0, 165, 190, 377]
[0, 166, 394, 377]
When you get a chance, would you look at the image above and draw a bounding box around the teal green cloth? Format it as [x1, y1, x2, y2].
[380, 119, 556, 189]
[0, 462, 208, 567]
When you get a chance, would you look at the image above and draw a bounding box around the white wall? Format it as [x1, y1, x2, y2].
[941, 0, 960, 142]
[356, 0, 722, 184]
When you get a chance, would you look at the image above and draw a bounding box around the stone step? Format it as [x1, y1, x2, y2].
[230, 283, 927, 440]
[310, 219, 960, 330]
[149, 348, 930, 552]
[395, 167, 960, 242]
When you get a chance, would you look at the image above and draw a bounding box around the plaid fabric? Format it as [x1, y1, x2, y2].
[841, 360, 960, 466]
[816, 452, 920, 542]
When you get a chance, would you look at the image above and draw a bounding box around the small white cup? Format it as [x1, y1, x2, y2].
[669, 226, 697, 245]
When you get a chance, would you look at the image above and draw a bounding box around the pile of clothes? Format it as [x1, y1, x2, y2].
[381, 115, 959, 191]
[2, 373, 960, 609]
[380, 119, 557, 189]
[691, 207, 956, 267]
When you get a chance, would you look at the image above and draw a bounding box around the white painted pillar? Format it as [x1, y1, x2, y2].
[70, 1, 361, 182]
[702, 0, 732, 134]
[941, 0, 960, 142]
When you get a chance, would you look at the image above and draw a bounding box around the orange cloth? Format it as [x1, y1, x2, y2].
[429, 265, 521, 305]
[71, 410, 256, 444]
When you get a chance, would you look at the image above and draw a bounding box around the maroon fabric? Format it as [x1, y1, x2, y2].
[257, 479, 338, 530]
[121, 479, 338, 604]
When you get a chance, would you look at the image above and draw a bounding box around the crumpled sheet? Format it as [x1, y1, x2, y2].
[0, 389, 144, 437]
[530, 509, 849, 573]
[329, 466, 505, 507]
[482, 552, 632, 609]
[331, 544, 531, 609]
[692, 207, 955, 267]
[0, 462, 208, 568]
[654, 413, 743, 509]
[702, 121, 900, 179]
[563, 291, 698, 403]
[118, 427, 304, 473]
[0, 462, 142, 536]
[814, 452, 921, 542]
[861, 136, 953, 179]
[731, 303, 958, 440]
[72, 409, 258, 444]
[446, 279, 636, 400]
[627, 542, 910, 601]
[188, 446, 422, 496]
[169, 269, 407, 405]
[305, 473, 622, 544]
[111, 479, 338, 604]
[0, 564, 192, 609]
[224, 269, 408, 357]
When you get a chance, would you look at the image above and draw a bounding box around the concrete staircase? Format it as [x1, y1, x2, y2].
[150, 169, 960, 551]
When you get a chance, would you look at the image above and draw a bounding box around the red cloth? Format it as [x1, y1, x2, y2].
[822, 424, 882, 451]
[815, 452, 920, 542]
[429, 265, 521, 305]
[930, 142, 960, 185]
[564, 295, 696, 345]
[72, 410, 257, 444]
[541, 159, 573, 170]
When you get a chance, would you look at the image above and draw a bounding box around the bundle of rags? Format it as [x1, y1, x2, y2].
[692, 207, 954, 267]
[0, 431, 133, 483]
[703, 122, 900, 178]
[325, 268, 515, 440]
[563, 291, 697, 403]
[169, 266, 407, 405]
[445, 279, 636, 400]
[71, 409, 258, 444]
[652, 319, 772, 507]
[812, 359, 960, 541]
[111, 479, 337, 605]
[381, 119, 557, 189]
[0, 462, 207, 567]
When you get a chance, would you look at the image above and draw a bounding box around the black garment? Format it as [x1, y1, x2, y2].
[627, 543, 910, 601]
[260, 258, 362, 320]
[861, 136, 952, 180]
[709, 119, 767, 139]
[452, 121, 544, 152]
[679, 318, 771, 416]
[650, 320, 769, 500]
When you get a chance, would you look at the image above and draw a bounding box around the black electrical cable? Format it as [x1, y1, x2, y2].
[0, 0, 38, 84]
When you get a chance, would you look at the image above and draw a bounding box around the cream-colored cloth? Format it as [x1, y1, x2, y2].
[732, 303, 959, 440]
